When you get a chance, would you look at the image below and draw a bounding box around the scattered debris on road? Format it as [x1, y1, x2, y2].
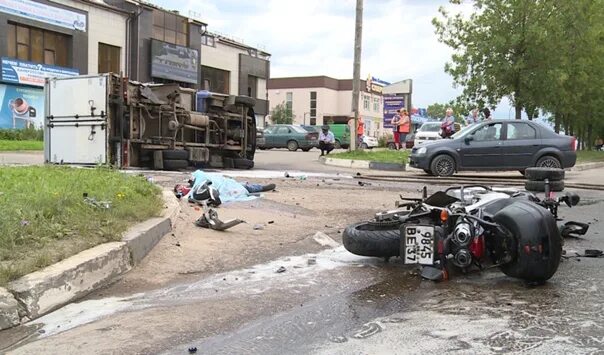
[276, 266, 286, 273]
[194, 206, 245, 231]
[83, 193, 112, 209]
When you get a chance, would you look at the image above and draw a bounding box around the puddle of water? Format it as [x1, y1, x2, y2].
[29, 246, 371, 339]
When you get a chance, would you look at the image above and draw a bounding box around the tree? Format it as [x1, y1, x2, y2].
[433, 0, 554, 119]
[427, 103, 447, 118]
[270, 102, 293, 124]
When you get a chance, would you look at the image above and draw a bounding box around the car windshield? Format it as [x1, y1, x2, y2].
[419, 123, 441, 132]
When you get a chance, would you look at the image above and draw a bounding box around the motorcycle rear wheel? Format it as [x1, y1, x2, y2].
[494, 200, 562, 282]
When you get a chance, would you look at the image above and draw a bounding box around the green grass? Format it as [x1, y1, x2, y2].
[329, 149, 410, 163]
[0, 166, 162, 286]
[577, 150, 604, 163]
[0, 140, 44, 151]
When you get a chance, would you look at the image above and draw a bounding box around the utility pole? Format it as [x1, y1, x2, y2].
[350, 0, 363, 150]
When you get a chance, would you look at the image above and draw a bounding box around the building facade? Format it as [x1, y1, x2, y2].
[200, 32, 270, 125]
[0, 0, 128, 129]
[267, 76, 385, 137]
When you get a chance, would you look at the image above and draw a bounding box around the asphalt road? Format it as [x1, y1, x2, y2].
[2, 149, 604, 354]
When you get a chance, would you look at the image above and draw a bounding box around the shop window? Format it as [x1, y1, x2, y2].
[373, 97, 380, 112]
[153, 10, 188, 46]
[201, 35, 215, 47]
[200, 65, 230, 94]
[98, 43, 121, 73]
[363, 94, 370, 110]
[310, 91, 317, 119]
[7, 23, 70, 67]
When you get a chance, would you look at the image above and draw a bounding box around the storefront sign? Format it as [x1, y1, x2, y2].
[0, 83, 44, 129]
[151, 40, 199, 85]
[1, 58, 79, 87]
[383, 95, 405, 129]
[366, 75, 390, 94]
[0, 0, 86, 31]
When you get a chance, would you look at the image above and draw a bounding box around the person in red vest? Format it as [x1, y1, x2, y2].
[357, 119, 365, 147]
[398, 108, 411, 150]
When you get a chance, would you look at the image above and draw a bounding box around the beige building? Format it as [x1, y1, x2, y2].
[200, 32, 271, 125]
[267, 76, 385, 137]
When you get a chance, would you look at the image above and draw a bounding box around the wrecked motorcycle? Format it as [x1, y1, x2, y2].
[343, 184, 588, 282]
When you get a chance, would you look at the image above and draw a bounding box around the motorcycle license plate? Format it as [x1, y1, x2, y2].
[403, 225, 435, 265]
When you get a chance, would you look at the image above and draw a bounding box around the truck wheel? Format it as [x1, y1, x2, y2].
[234, 96, 256, 108]
[162, 149, 188, 160]
[342, 221, 401, 257]
[360, 143, 369, 149]
[287, 140, 299, 151]
[233, 158, 254, 169]
[163, 159, 188, 171]
[524, 167, 565, 181]
[525, 180, 564, 192]
[494, 200, 562, 282]
[430, 154, 455, 177]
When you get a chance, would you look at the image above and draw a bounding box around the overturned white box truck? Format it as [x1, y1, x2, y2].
[44, 73, 257, 170]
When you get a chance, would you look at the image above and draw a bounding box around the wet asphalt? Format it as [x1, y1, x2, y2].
[5, 189, 603, 355]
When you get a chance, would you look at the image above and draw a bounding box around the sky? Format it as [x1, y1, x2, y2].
[152, 0, 515, 118]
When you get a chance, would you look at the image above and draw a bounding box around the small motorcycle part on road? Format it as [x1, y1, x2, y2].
[276, 266, 286, 273]
[188, 347, 198, 354]
[195, 206, 245, 231]
[584, 249, 603, 258]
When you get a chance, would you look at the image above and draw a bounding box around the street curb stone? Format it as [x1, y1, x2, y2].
[7, 242, 131, 319]
[0, 287, 20, 330]
[0, 188, 180, 328]
[569, 162, 604, 172]
[320, 157, 406, 171]
[122, 217, 171, 265]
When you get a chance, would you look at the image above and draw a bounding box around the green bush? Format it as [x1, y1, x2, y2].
[378, 134, 393, 148]
[0, 127, 44, 141]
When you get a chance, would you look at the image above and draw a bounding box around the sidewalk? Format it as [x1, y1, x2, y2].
[0, 151, 43, 165]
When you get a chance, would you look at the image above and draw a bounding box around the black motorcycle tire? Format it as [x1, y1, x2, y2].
[342, 221, 401, 257]
[525, 180, 565, 192]
[494, 200, 562, 282]
[524, 167, 565, 181]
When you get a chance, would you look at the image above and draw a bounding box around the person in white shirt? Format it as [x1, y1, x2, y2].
[319, 125, 335, 156]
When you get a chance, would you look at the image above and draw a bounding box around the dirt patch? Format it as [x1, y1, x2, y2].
[94, 177, 404, 296]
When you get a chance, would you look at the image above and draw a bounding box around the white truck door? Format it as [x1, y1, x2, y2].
[45, 75, 108, 164]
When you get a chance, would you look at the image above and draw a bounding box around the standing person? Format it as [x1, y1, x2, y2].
[466, 108, 481, 125]
[357, 118, 365, 147]
[440, 108, 456, 138]
[319, 125, 335, 156]
[391, 109, 401, 149]
[398, 108, 411, 150]
[482, 108, 492, 120]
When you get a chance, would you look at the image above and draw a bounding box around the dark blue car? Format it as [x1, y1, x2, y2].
[409, 120, 577, 176]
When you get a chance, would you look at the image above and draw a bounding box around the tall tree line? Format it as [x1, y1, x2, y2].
[433, 0, 604, 149]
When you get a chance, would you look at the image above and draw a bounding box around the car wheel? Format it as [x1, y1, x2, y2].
[387, 142, 397, 150]
[334, 140, 342, 149]
[525, 180, 565, 192]
[525, 167, 565, 181]
[536, 156, 562, 169]
[360, 143, 369, 149]
[430, 154, 455, 177]
[494, 200, 562, 282]
[287, 140, 299, 151]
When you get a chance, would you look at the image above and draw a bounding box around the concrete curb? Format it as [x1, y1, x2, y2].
[320, 157, 406, 171]
[569, 162, 604, 172]
[0, 188, 180, 328]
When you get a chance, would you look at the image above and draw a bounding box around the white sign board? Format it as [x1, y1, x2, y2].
[0, 0, 86, 31]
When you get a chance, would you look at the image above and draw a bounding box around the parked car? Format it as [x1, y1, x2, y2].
[258, 124, 319, 151]
[409, 120, 577, 176]
[414, 121, 443, 146]
[360, 135, 379, 149]
[387, 133, 415, 149]
[302, 124, 351, 149]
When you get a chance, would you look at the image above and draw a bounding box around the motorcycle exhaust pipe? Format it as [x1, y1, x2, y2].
[452, 249, 473, 268]
[452, 222, 473, 246]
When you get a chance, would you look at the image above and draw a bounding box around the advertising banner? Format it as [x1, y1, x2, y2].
[0, 0, 86, 31]
[0, 83, 44, 129]
[1, 57, 79, 87]
[151, 40, 199, 85]
[383, 95, 405, 129]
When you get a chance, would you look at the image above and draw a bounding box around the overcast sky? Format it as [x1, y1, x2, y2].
[152, 0, 513, 117]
